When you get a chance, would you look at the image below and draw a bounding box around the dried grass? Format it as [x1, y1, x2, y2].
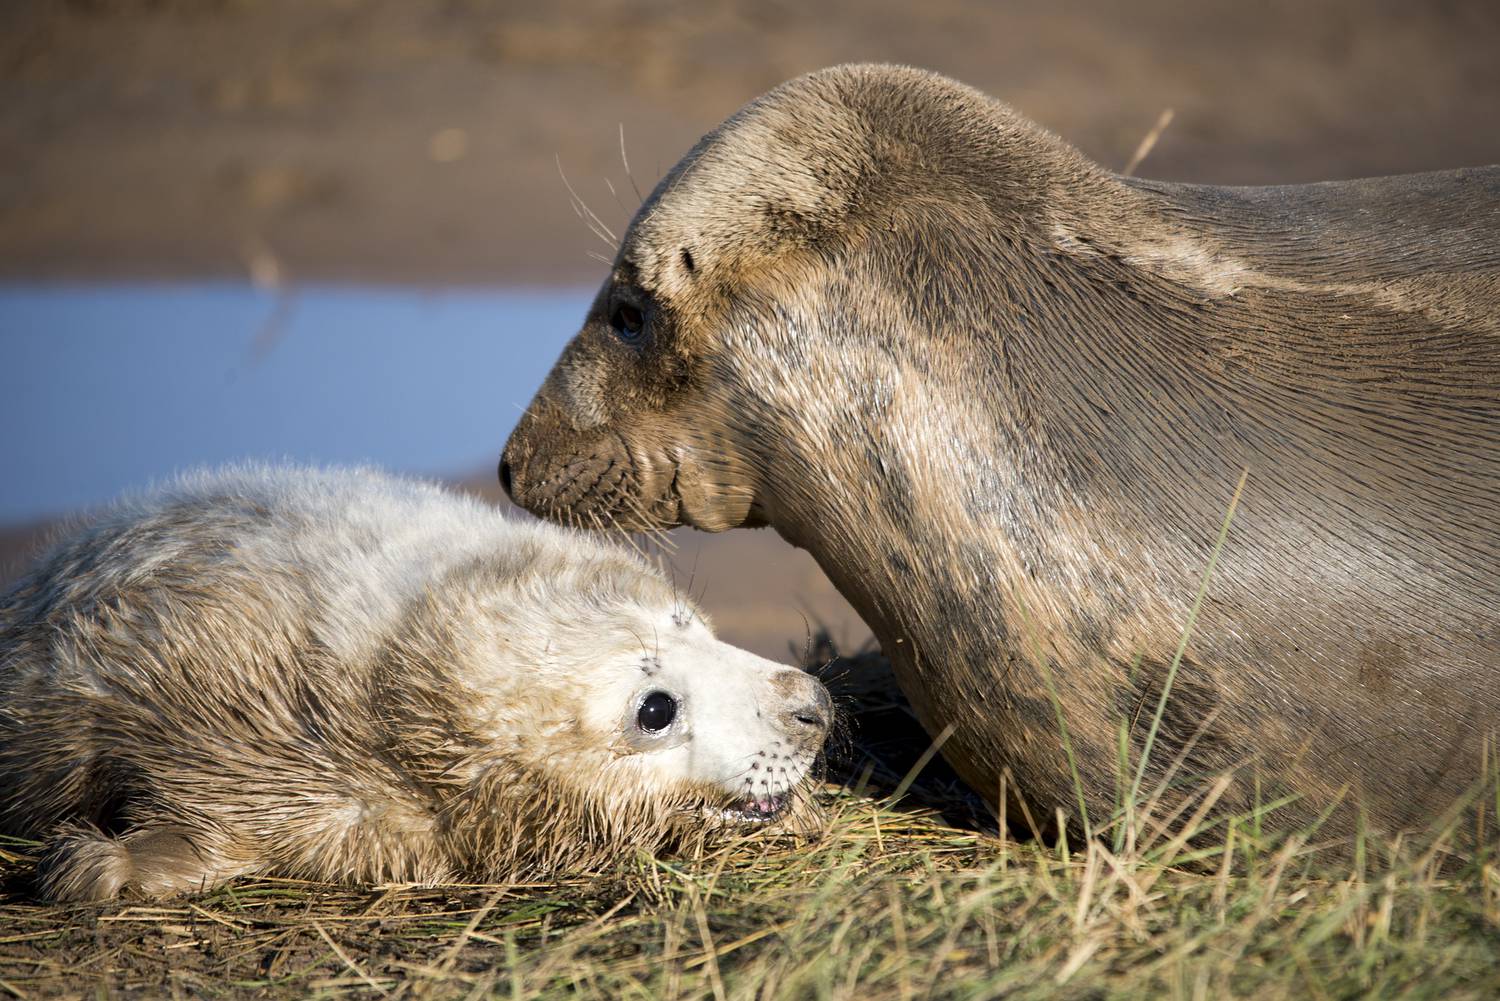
[1, 643, 1496, 999]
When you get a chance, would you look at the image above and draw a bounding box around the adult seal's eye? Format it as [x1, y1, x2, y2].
[637, 691, 676, 732]
[610, 302, 645, 342]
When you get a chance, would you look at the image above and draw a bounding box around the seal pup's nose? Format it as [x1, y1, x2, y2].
[780, 679, 833, 737]
[790, 704, 828, 732]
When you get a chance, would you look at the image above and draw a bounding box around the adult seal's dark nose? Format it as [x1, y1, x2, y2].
[498, 457, 514, 499]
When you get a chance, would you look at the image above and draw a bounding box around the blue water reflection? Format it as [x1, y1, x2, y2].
[0, 283, 591, 522]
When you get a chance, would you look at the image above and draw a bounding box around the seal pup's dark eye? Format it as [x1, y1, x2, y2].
[610, 302, 645, 341]
[637, 690, 677, 732]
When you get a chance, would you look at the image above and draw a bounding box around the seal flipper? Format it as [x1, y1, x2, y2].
[36, 824, 253, 902]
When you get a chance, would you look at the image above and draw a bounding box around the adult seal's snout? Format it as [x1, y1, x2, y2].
[503, 395, 688, 532]
[497, 456, 514, 499]
[504, 63, 1500, 838]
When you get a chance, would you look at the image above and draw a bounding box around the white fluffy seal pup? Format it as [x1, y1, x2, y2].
[0, 465, 830, 901]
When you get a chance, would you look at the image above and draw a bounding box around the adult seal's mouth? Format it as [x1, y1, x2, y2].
[501, 433, 688, 533]
[669, 451, 756, 533]
[503, 433, 756, 535]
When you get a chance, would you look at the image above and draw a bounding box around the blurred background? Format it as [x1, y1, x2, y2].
[3, 0, 1498, 659]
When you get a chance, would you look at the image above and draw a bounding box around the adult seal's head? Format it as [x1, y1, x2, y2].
[502, 64, 1500, 837]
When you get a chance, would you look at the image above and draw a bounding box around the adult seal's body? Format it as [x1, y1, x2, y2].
[501, 65, 1500, 836]
[0, 465, 829, 900]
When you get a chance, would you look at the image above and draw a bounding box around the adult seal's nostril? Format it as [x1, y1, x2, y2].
[497, 457, 514, 499]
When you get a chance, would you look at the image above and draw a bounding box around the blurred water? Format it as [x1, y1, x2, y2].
[0, 283, 591, 522]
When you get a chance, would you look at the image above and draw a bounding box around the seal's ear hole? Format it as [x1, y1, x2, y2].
[680, 248, 696, 274]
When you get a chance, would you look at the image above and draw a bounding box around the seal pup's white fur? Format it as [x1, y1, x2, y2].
[0, 465, 830, 901]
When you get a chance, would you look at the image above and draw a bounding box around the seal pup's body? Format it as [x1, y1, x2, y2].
[501, 64, 1500, 836]
[0, 466, 829, 900]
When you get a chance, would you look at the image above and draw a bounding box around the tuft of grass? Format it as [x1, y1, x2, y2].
[2, 648, 1497, 999]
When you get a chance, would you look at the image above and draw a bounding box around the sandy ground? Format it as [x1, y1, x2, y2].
[3, 0, 1499, 654]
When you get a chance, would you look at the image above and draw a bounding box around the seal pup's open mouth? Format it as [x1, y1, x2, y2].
[716, 794, 790, 825]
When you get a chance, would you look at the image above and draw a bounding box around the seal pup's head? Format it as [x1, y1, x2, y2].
[0, 465, 833, 899]
[499, 63, 1105, 536]
[383, 542, 833, 876]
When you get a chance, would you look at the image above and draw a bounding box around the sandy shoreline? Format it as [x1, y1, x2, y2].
[4, 0, 1498, 288]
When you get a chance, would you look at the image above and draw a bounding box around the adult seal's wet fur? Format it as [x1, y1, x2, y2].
[501, 64, 1500, 836]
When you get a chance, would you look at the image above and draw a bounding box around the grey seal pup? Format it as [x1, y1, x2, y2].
[0, 465, 830, 900]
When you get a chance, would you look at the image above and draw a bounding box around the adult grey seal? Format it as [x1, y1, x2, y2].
[0, 465, 830, 900]
[500, 64, 1500, 837]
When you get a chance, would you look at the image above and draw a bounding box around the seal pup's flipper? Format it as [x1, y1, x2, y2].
[35, 824, 253, 902]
